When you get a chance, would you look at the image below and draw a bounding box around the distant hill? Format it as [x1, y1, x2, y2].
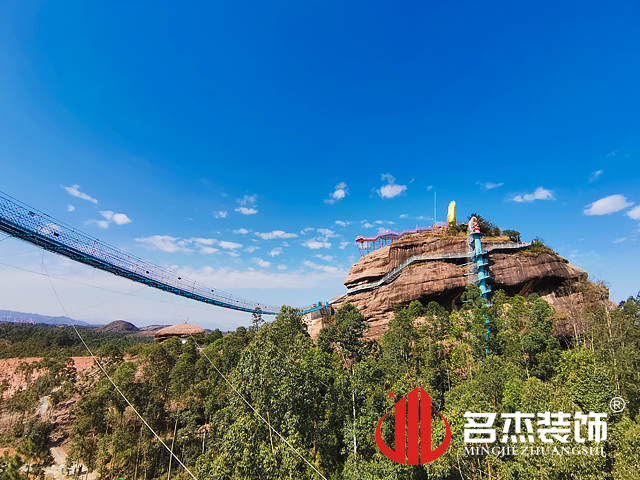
[0, 310, 93, 327]
[96, 320, 139, 332]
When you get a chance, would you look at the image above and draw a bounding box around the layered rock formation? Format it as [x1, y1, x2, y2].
[154, 324, 205, 342]
[325, 233, 589, 338]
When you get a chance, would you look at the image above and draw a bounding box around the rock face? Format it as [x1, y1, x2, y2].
[329, 234, 588, 338]
[154, 324, 205, 342]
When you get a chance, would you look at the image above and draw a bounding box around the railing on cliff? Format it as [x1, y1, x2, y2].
[345, 242, 531, 295]
[0, 191, 328, 316]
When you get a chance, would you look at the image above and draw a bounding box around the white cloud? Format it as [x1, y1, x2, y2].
[302, 240, 331, 249]
[339, 241, 350, 250]
[426, 185, 433, 191]
[277, 265, 287, 271]
[399, 214, 408, 219]
[191, 237, 216, 246]
[627, 205, 640, 220]
[315, 254, 333, 262]
[100, 211, 132, 226]
[607, 150, 617, 157]
[282, 242, 290, 247]
[377, 174, 407, 199]
[67, 205, 75, 212]
[219, 241, 243, 250]
[362, 222, 374, 228]
[303, 260, 340, 274]
[96, 220, 110, 229]
[244, 246, 258, 253]
[238, 194, 257, 206]
[168, 264, 347, 290]
[416, 215, 429, 221]
[268, 248, 282, 257]
[135, 235, 193, 253]
[235, 207, 258, 215]
[135, 236, 242, 254]
[512, 187, 555, 203]
[213, 211, 227, 218]
[300, 227, 315, 234]
[584, 195, 633, 215]
[612, 237, 627, 244]
[113, 213, 131, 225]
[235, 196, 257, 214]
[234, 228, 249, 234]
[481, 182, 504, 190]
[63, 185, 98, 204]
[325, 182, 348, 204]
[589, 170, 603, 183]
[252, 258, 271, 268]
[375, 220, 394, 225]
[256, 230, 298, 240]
[335, 220, 350, 227]
[317, 228, 336, 238]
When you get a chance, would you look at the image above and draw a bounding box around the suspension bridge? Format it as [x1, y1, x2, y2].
[0, 191, 328, 316]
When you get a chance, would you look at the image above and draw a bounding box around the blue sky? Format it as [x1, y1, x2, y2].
[0, 1, 638, 329]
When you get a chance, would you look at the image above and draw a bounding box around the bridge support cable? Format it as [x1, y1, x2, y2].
[38, 259, 199, 480]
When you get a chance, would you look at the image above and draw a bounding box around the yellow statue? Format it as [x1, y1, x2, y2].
[447, 201, 456, 225]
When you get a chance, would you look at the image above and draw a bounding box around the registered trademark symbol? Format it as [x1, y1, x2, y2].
[609, 397, 626, 413]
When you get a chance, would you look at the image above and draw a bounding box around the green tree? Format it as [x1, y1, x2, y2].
[502, 229, 521, 242]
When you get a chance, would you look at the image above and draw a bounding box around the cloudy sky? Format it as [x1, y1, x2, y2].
[0, 1, 638, 330]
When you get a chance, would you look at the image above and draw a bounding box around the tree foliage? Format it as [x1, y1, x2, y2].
[4, 293, 640, 480]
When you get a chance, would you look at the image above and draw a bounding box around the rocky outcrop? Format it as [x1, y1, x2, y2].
[543, 281, 618, 337]
[154, 324, 205, 342]
[326, 233, 588, 338]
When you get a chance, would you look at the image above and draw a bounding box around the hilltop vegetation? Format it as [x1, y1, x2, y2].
[0, 323, 152, 359]
[1, 289, 639, 479]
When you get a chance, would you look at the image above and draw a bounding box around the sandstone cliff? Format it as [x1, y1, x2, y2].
[324, 233, 590, 338]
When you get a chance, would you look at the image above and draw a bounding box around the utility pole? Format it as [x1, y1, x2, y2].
[434, 191, 437, 223]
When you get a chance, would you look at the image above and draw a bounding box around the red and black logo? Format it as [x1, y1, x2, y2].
[375, 387, 451, 464]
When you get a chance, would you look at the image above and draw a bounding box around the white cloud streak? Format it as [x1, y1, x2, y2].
[235, 207, 258, 215]
[303, 260, 340, 274]
[255, 230, 298, 240]
[584, 195, 633, 215]
[218, 241, 243, 250]
[512, 187, 555, 203]
[135, 235, 193, 253]
[252, 258, 271, 268]
[589, 170, 603, 183]
[100, 210, 132, 225]
[626, 205, 640, 220]
[64, 185, 98, 204]
[302, 240, 331, 250]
